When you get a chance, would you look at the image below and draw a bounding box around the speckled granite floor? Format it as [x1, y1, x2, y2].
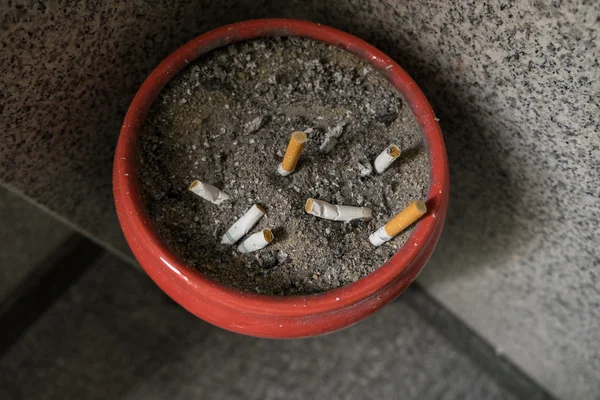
[1, 1, 599, 399]
[0, 253, 517, 400]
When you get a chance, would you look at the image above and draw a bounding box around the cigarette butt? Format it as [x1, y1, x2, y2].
[278, 131, 307, 176]
[237, 229, 274, 253]
[189, 180, 230, 204]
[369, 200, 427, 246]
[374, 144, 401, 174]
[221, 204, 265, 245]
[305, 198, 373, 222]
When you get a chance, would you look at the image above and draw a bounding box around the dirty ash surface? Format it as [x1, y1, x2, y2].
[138, 37, 429, 295]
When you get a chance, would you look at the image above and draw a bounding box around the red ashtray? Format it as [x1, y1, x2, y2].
[113, 19, 449, 338]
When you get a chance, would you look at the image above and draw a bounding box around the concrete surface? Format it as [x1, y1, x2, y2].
[0, 1, 598, 398]
[0, 185, 72, 301]
[0, 253, 517, 400]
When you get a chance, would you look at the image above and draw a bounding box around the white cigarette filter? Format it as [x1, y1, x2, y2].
[374, 144, 401, 174]
[221, 204, 266, 245]
[237, 229, 274, 253]
[188, 180, 230, 205]
[305, 198, 373, 222]
[369, 200, 427, 246]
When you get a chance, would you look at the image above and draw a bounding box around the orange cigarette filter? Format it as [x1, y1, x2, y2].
[278, 131, 307, 176]
[369, 200, 427, 246]
[385, 200, 427, 236]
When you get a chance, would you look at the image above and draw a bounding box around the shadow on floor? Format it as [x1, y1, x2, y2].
[0, 255, 513, 400]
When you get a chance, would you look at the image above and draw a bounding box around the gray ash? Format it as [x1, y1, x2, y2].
[138, 37, 429, 296]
